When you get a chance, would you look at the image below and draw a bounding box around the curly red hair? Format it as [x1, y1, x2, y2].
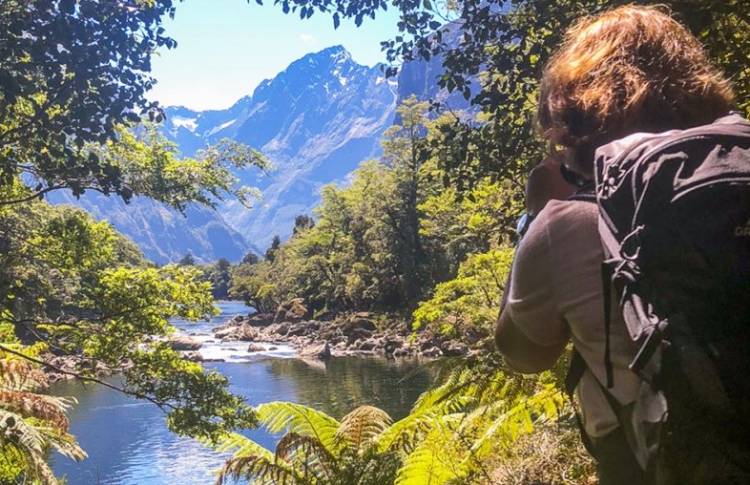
[538, 4, 735, 174]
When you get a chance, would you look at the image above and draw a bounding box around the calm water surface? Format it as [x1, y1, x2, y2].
[49, 302, 432, 485]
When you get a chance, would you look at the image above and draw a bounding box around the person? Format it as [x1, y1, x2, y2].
[495, 5, 738, 484]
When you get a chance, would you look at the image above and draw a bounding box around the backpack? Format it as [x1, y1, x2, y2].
[579, 113, 750, 483]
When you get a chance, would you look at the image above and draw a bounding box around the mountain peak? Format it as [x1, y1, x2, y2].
[319, 44, 348, 57]
[297, 44, 355, 67]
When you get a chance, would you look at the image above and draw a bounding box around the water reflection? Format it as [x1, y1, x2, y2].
[261, 357, 431, 420]
[50, 336, 431, 484]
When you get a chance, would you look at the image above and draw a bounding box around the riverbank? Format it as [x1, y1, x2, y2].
[181, 298, 489, 362]
[41, 299, 487, 381]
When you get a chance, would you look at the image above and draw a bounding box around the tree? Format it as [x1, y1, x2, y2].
[0, 185, 257, 456]
[178, 252, 196, 266]
[413, 248, 513, 337]
[265, 235, 282, 262]
[205, 258, 233, 300]
[0, 1, 174, 199]
[230, 260, 278, 313]
[293, 214, 315, 234]
[241, 251, 260, 265]
[381, 97, 432, 309]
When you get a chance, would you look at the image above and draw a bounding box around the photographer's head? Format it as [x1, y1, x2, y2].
[538, 5, 735, 176]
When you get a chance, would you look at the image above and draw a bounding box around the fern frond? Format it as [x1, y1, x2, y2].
[468, 385, 566, 459]
[394, 416, 469, 485]
[0, 409, 46, 456]
[336, 405, 392, 451]
[0, 359, 48, 392]
[276, 432, 338, 480]
[0, 390, 71, 430]
[212, 431, 275, 461]
[218, 455, 303, 485]
[257, 402, 340, 454]
[377, 394, 472, 454]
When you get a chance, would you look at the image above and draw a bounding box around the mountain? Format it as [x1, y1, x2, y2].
[160, 46, 399, 251]
[51, 44, 465, 263]
[47, 192, 254, 264]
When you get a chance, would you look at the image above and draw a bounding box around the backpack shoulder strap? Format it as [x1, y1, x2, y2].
[565, 349, 599, 458]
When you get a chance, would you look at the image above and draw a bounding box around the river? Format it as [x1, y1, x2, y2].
[49, 301, 432, 485]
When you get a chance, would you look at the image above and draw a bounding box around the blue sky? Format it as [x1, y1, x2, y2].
[147, 0, 400, 110]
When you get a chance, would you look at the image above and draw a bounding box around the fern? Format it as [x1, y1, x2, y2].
[336, 405, 391, 451]
[0, 355, 85, 484]
[258, 402, 341, 453]
[395, 415, 469, 485]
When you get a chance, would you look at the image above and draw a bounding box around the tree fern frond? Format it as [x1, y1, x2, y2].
[410, 368, 472, 413]
[336, 405, 392, 451]
[377, 394, 472, 454]
[217, 455, 303, 485]
[0, 390, 71, 430]
[257, 402, 340, 454]
[28, 449, 58, 485]
[468, 385, 566, 459]
[0, 359, 48, 392]
[276, 432, 338, 479]
[394, 418, 469, 485]
[0, 409, 46, 456]
[211, 431, 276, 461]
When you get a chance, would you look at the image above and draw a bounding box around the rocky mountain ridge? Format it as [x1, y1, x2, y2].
[52, 44, 464, 263]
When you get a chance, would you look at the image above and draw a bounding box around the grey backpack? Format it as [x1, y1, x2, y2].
[585, 113, 750, 483]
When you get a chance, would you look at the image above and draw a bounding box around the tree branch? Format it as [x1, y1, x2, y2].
[0, 343, 176, 412]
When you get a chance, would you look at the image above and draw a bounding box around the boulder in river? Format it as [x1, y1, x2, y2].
[216, 324, 257, 342]
[346, 327, 373, 343]
[299, 342, 331, 360]
[343, 313, 377, 334]
[168, 336, 202, 351]
[181, 351, 203, 362]
[247, 343, 265, 352]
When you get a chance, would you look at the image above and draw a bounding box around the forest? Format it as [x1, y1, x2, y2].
[0, 0, 748, 483]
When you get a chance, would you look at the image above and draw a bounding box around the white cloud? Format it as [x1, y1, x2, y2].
[299, 33, 319, 45]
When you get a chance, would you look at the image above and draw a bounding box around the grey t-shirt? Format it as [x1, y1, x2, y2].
[507, 199, 641, 437]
